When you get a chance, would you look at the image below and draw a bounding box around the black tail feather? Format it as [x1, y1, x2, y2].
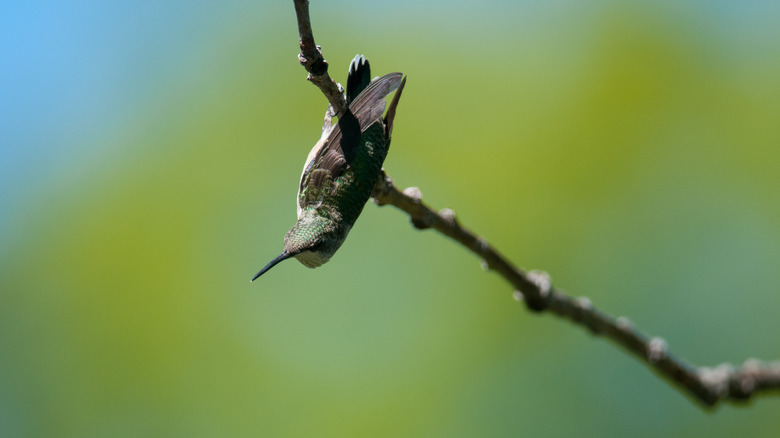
[346, 54, 371, 105]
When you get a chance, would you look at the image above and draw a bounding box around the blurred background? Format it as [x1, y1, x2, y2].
[2, 0, 780, 436]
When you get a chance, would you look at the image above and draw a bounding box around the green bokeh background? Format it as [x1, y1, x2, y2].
[3, 1, 780, 436]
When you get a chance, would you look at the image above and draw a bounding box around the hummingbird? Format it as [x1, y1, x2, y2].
[251, 55, 406, 281]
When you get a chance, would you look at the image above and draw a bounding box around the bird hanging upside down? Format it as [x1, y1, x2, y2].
[252, 55, 406, 281]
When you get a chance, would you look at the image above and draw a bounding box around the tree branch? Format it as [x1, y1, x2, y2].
[293, 0, 347, 119]
[291, 0, 780, 409]
[370, 171, 780, 408]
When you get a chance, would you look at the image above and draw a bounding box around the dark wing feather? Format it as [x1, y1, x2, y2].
[384, 76, 406, 141]
[299, 73, 404, 195]
[348, 72, 403, 125]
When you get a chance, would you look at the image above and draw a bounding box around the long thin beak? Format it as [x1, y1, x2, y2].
[251, 251, 293, 282]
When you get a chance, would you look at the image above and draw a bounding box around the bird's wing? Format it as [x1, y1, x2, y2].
[298, 72, 404, 202]
[384, 76, 406, 144]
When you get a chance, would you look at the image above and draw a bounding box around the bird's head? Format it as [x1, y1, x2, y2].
[251, 209, 346, 281]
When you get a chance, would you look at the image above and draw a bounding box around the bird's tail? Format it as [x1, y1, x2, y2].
[346, 54, 371, 105]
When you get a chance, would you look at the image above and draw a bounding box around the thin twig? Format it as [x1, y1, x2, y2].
[370, 171, 780, 407]
[293, 0, 347, 118]
[290, 0, 780, 409]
